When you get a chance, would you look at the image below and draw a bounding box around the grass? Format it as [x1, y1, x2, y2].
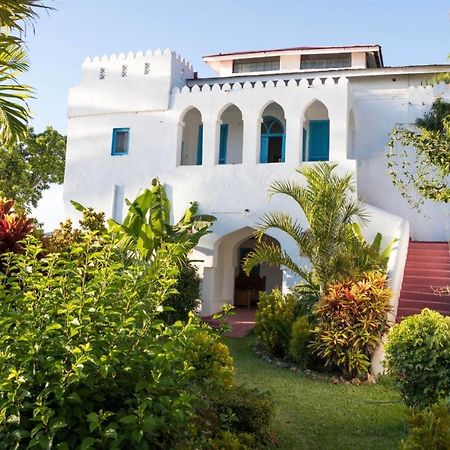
[225, 333, 407, 450]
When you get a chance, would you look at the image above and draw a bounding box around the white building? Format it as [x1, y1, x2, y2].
[64, 45, 450, 317]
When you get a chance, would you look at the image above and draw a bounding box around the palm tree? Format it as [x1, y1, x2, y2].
[0, 1, 51, 146]
[244, 162, 382, 291]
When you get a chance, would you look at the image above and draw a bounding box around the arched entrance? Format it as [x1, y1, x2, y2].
[234, 234, 283, 307]
[208, 227, 283, 314]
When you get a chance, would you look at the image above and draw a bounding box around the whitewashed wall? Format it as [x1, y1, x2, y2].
[64, 49, 449, 316]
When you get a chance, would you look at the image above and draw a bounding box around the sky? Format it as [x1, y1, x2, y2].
[25, 0, 450, 228]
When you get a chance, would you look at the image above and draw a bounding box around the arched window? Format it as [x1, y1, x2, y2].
[218, 105, 243, 165]
[302, 100, 330, 162]
[260, 115, 285, 163]
[180, 107, 203, 166]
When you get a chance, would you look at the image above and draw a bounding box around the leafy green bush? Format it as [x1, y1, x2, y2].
[0, 236, 234, 448]
[289, 315, 314, 368]
[164, 262, 201, 323]
[206, 431, 255, 450]
[401, 401, 450, 450]
[385, 309, 450, 408]
[255, 289, 296, 358]
[312, 271, 392, 378]
[207, 385, 275, 447]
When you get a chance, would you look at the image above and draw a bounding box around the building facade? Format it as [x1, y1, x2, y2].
[64, 45, 450, 316]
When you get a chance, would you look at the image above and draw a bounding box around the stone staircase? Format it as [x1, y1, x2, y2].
[396, 241, 450, 321]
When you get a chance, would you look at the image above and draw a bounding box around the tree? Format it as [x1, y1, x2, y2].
[0, 1, 52, 145]
[244, 162, 390, 292]
[387, 98, 450, 208]
[0, 126, 66, 209]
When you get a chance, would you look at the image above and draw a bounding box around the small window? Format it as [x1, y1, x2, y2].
[111, 128, 130, 155]
[121, 65, 127, 77]
[300, 53, 351, 70]
[144, 62, 150, 74]
[233, 56, 280, 73]
[99, 67, 106, 80]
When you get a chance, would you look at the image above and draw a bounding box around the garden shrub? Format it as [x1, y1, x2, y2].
[42, 206, 106, 254]
[401, 400, 450, 450]
[384, 308, 450, 408]
[164, 262, 201, 323]
[255, 289, 296, 358]
[312, 271, 392, 378]
[205, 431, 255, 450]
[207, 385, 275, 447]
[0, 236, 234, 448]
[289, 315, 314, 368]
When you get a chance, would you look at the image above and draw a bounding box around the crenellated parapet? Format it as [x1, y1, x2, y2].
[70, 49, 195, 117]
[172, 76, 348, 95]
[80, 48, 193, 85]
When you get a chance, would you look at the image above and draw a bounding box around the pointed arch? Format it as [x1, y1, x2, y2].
[259, 102, 286, 163]
[302, 99, 330, 162]
[179, 107, 203, 166]
[212, 227, 283, 307]
[217, 104, 243, 165]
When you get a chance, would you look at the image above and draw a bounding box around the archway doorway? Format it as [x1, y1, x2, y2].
[234, 235, 283, 307]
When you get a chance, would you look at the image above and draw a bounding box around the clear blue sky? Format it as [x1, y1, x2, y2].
[23, 0, 450, 134]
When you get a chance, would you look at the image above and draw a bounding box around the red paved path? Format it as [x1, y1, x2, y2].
[203, 307, 256, 337]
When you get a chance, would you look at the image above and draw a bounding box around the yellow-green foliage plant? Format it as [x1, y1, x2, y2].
[385, 309, 450, 408]
[312, 271, 392, 378]
[401, 401, 450, 450]
[255, 289, 297, 358]
[289, 315, 314, 368]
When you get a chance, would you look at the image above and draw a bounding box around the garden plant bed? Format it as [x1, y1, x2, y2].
[226, 333, 407, 450]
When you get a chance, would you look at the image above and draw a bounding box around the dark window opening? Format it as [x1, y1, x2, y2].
[300, 53, 351, 70]
[233, 56, 280, 73]
[111, 128, 130, 155]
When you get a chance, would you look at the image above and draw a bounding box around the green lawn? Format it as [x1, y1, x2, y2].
[225, 334, 407, 450]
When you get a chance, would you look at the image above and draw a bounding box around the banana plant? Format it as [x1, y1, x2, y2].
[349, 222, 397, 269]
[107, 178, 215, 263]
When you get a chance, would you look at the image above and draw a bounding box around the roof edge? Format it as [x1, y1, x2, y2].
[203, 44, 382, 59]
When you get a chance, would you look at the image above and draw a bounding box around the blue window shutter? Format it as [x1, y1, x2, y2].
[260, 136, 269, 163]
[111, 128, 130, 155]
[308, 120, 329, 161]
[281, 134, 286, 162]
[219, 124, 228, 164]
[302, 128, 307, 161]
[196, 124, 203, 165]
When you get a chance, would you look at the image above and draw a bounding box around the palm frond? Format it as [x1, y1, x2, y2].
[0, 45, 32, 145]
[243, 241, 311, 281]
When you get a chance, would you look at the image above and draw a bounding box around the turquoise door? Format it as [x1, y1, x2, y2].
[219, 124, 228, 164]
[260, 116, 285, 163]
[308, 120, 329, 161]
[302, 128, 307, 161]
[260, 135, 269, 163]
[196, 124, 203, 165]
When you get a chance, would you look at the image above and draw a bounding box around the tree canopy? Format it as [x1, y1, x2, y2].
[0, 126, 66, 209]
[387, 98, 450, 208]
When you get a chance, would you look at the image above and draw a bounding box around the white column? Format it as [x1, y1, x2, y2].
[242, 112, 260, 166]
[284, 109, 303, 166]
[202, 119, 220, 166]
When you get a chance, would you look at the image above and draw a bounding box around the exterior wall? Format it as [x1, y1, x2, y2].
[64, 49, 450, 316]
[350, 78, 450, 241]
